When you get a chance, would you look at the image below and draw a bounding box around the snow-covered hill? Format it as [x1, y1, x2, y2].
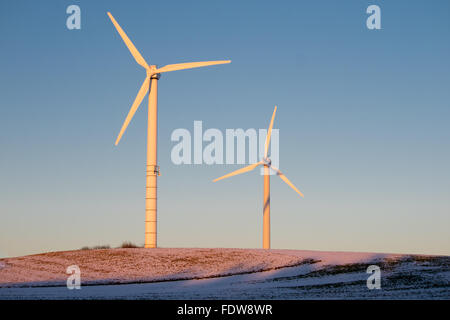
[0, 248, 448, 299]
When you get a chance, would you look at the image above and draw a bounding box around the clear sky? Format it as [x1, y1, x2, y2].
[1, 0, 449, 258]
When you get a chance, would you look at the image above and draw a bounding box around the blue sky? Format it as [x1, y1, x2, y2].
[0, 0, 449, 257]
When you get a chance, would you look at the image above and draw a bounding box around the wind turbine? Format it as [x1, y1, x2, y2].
[213, 106, 303, 249]
[107, 12, 230, 248]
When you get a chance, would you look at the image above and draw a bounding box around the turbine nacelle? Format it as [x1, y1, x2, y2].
[150, 72, 161, 80]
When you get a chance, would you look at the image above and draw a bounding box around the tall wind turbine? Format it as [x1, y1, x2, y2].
[213, 106, 303, 249]
[107, 12, 230, 248]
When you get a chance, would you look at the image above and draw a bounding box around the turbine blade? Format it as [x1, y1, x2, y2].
[213, 161, 263, 182]
[115, 77, 150, 145]
[264, 106, 277, 158]
[270, 165, 304, 197]
[156, 60, 231, 73]
[107, 12, 149, 69]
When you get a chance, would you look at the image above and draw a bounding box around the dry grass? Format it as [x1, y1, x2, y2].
[119, 242, 141, 248]
[80, 245, 111, 250]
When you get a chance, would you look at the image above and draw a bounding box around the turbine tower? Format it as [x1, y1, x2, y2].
[107, 12, 230, 248]
[213, 106, 303, 249]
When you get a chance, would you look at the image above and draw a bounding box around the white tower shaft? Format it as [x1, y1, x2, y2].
[145, 75, 159, 248]
[263, 165, 271, 249]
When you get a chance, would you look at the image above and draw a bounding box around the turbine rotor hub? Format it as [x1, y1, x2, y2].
[147, 66, 160, 79]
[263, 157, 272, 166]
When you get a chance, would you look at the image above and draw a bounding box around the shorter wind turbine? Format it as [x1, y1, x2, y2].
[213, 106, 303, 249]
